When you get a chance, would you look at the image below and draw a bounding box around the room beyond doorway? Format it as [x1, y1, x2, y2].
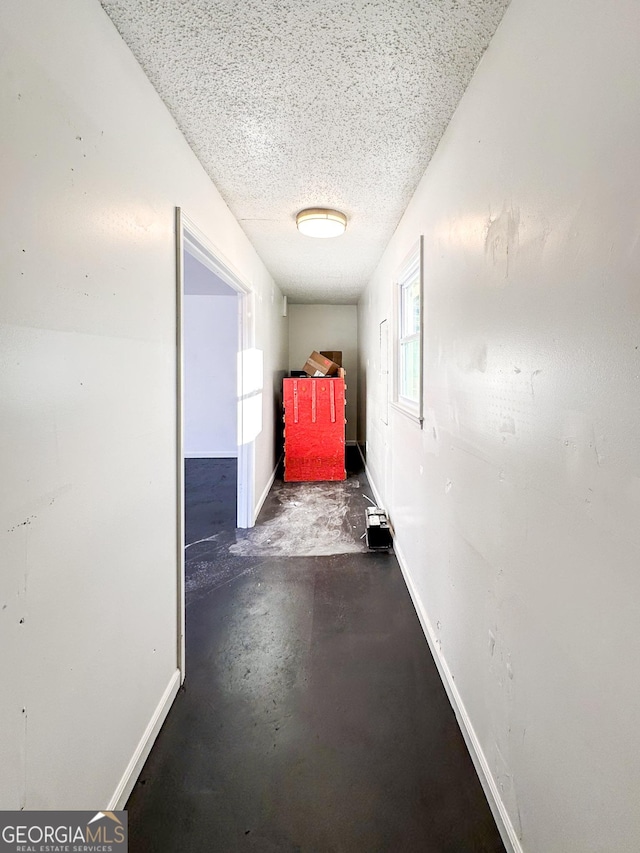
[176, 208, 257, 679]
[182, 251, 239, 463]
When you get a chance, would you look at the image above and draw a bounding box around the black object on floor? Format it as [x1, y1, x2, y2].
[364, 506, 393, 551]
[127, 461, 505, 853]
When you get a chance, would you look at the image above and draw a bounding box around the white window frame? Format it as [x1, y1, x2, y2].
[392, 237, 424, 426]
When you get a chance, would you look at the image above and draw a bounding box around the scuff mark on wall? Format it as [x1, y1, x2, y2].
[456, 341, 488, 373]
[5, 485, 72, 535]
[515, 800, 523, 841]
[592, 427, 605, 466]
[488, 630, 496, 657]
[530, 369, 542, 399]
[21, 705, 27, 811]
[7, 517, 36, 534]
[500, 417, 516, 435]
[484, 202, 520, 281]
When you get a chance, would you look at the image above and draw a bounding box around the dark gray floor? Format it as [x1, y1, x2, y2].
[185, 456, 237, 545]
[126, 454, 505, 852]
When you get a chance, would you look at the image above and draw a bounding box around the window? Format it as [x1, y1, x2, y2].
[394, 239, 423, 423]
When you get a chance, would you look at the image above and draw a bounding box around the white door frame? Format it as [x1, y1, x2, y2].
[175, 207, 256, 681]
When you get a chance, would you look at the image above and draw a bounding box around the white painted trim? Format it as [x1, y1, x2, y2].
[236, 289, 256, 529]
[389, 400, 422, 425]
[108, 670, 180, 810]
[176, 208, 258, 680]
[184, 451, 238, 459]
[362, 453, 521, 853]
[253, 453, 282, 523]
[178, 209, 256, 532]
[182, 222, 247, 296]
[175, 210, 186, 683]
[357, 444, 385, 509]
[392, 236, 425, 429]
[393, 541, 522, 853]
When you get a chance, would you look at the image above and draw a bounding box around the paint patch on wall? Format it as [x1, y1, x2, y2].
[485, 203, 520, 281]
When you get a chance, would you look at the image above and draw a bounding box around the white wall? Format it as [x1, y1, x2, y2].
[0, 0, 287, 810]
[358, 1, 640, 851]
[288, 304, 358, 442]
[184, 294, 238, 457]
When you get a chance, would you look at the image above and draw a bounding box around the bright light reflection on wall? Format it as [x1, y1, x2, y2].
[433, 213, 490, 252]
[238, 348, 263, 446]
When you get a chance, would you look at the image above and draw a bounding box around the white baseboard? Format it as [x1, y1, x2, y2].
[363, 455, 522, 853]
[184, 450, 238, 458]
[393, 541, 522, 853]
[357, 445, 386, 509]
[253, 453, 282, 523]
[108, 669, 181, 810]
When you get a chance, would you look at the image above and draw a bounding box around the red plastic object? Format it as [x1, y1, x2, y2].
[283, 378, 346, 481]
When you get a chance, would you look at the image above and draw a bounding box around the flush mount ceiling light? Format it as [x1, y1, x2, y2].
[296, 208, 347, 238]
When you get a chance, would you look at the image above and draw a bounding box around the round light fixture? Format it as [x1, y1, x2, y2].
[296, 208, 347, 238]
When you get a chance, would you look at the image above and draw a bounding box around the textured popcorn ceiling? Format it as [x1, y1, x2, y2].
[101, 0, 510, 303]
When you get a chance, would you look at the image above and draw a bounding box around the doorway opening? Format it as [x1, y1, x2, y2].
[176, 208, 256, 679]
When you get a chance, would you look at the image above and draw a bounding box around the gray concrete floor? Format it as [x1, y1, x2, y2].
[126, 454, 505, 852]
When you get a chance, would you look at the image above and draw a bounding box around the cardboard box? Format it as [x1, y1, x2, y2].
[320, 350, 342, 368]
[303, 350, 339, 377]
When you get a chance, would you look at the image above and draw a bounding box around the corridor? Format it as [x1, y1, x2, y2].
[126, 455, 504, 851]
